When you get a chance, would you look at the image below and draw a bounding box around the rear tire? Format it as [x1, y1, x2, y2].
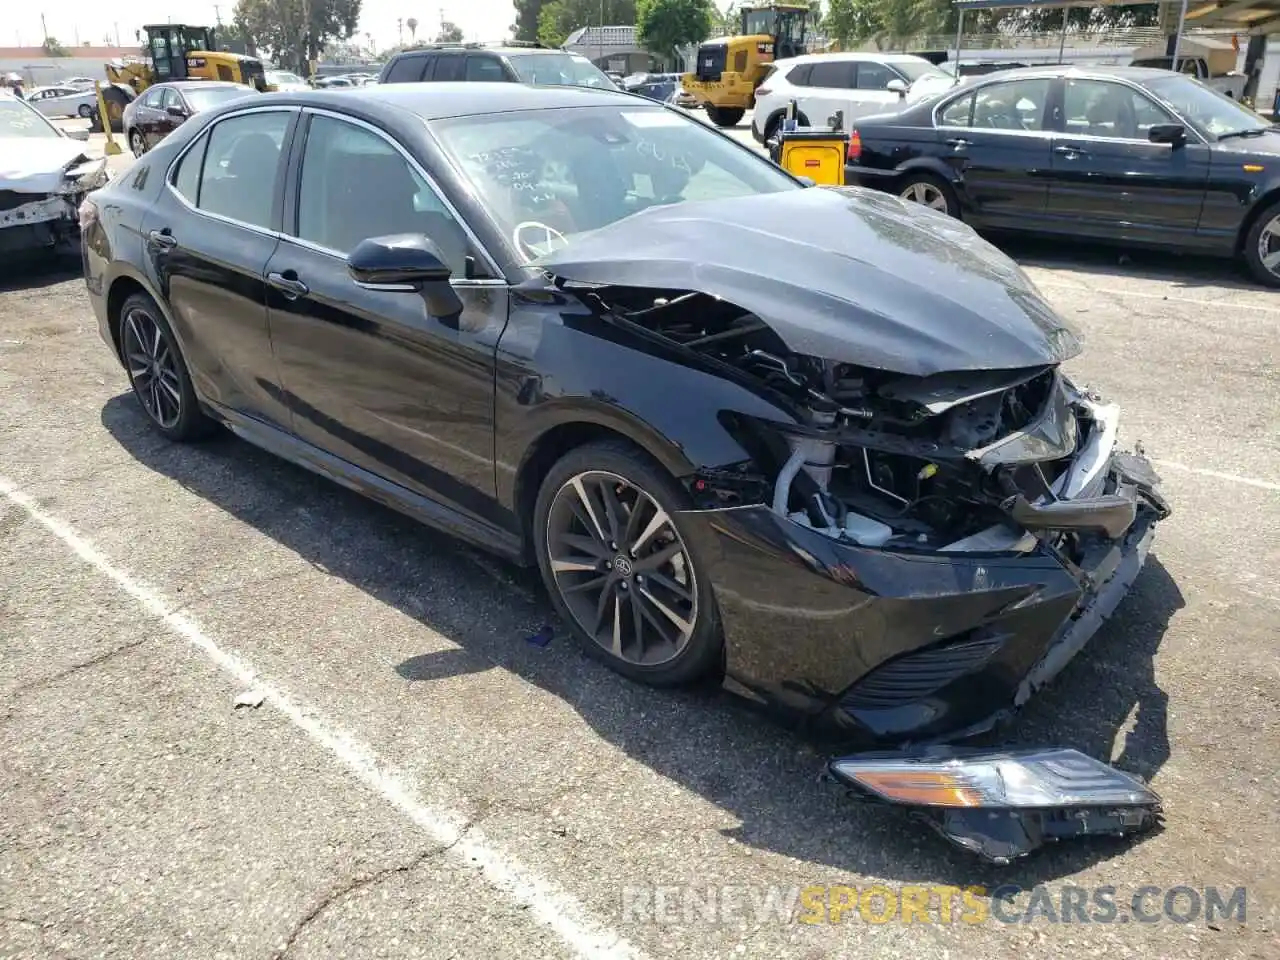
[896, 171, 960, 218]
[117, 292, 216, 442]
[532, 440, 723, 688]
[1242, 200, 1280, 288]
[128, 129, 146, 157]
[705, 105, 745, 128]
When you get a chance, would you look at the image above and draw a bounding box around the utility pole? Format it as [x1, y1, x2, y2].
[598, 0, 604, 65]
[214, 5, 223, 26]
[114, 22, 121, 47]
[398, 18, 404, 46]
[40, 13, 48, 43]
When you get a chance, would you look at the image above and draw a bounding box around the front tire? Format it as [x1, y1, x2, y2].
[128, 128, 146, 157]
[533, 440, 722, 687]
[896, 171, 960, 218]
[118, 292, 215, 442]
[705, 105, 745, 128]
[1243, 200, 1280, 288]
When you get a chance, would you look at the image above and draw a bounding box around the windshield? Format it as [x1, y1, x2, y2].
[0, 97, 60, 138]
[895, 60, 948, 83]
[506, 53, 615, 89]
[432, 105, 800, 261]
[267, 71, 305, 85]
[185, 86, 255, 112]
[1147, 74, 1271, 138]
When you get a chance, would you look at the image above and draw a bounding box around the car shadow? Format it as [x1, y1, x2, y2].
[0, 250, 83, 292]
[101, 394, 1184, 886]
[997, 235, 1254, 292]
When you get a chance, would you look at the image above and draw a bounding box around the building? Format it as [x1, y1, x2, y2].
[563, 26, 658, 73]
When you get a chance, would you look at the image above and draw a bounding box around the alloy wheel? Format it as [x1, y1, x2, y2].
[900, 181, 950, 211]
[129, 130, 145, 156]
[545, 470, 698, 666]
[1257, 213, 1280, 281]
[122, 306, 182, 429]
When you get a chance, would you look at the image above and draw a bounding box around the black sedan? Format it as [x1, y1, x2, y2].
[81, 82, 1170, 758]
[845, 65, 1280, 286]
[122, 80, 257, 157]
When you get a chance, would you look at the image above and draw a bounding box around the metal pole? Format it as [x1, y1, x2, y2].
[1171, 0, 1190, 71]
[1057, 6, 1068, 64]
[598, 0, 604, 65]
[952, 8, 964, 86]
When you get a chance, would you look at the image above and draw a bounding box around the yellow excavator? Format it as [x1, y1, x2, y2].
[681, 3, 812, 127]
[96, 25, 270, 131]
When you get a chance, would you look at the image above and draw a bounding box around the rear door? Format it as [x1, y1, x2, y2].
[932, 75, 1055, 227]
[1045, 76, 1210, 242]
[141, 106, 299, 428]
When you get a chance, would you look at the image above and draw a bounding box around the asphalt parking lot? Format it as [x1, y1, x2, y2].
[2, 112, 1278, 960]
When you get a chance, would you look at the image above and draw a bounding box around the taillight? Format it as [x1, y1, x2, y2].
[847, 129, 862, 162]
[756, 87, 772, 97]
[78, 196, 99, 232]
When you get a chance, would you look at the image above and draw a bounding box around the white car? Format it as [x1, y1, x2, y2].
[26, 84, 100, 119]
[265, 69, 311, 92]
[0, 92, 109, 254]
[752, 52, 957, 143]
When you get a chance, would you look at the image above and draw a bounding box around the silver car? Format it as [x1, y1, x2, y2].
[26, 85, 99, 119]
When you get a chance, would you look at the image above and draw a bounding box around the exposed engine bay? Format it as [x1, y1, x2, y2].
[581, 286, 1169, 554]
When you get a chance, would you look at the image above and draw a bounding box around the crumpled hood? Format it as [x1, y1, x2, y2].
[535, 186, 1082, 376]
[0, 136, 89, 192]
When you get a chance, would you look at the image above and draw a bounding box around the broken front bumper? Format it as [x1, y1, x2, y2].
[0, 193, 80, 254]
[685, 452, 1168, 748]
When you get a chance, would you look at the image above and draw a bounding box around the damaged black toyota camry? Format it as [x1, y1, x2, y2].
[82, 83, 1171, 862]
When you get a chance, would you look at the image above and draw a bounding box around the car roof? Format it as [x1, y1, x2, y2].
[787, 51, 932, 65]
[254, 81, 641, 119]
[156, 80, 248, 90]
[954, 64, 1186, 83]
[392, 45, 572, 57]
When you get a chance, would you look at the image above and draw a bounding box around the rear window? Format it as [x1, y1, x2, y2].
[433, 55, 465, 81]
[385, 54, 429, 83]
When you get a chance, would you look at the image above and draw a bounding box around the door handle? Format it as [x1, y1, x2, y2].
[147, 228, 176, 249]
[1053, 144, 1090, 158]
[267, 271, 309, 300]
[946, 137, 970, 149]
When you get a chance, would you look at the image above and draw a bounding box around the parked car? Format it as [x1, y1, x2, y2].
[378, 43, 615, 89]
[1131, 37, 1248, 100]
[81, 80, 1170, 830]
[26, 84, 99, 119]
[122, 80, 256, 156]
[0, 91, 108, 255]
[62, 76, 99, 88]
[265, 69, 311, 92]
[845, 65, 1280, 287]
[751, 52, 956, 143]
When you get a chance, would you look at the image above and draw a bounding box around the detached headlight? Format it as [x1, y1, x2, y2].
[828, 747, 1158, 808]
[827, 748, 1163, 864]
[60, 158, 108, 194]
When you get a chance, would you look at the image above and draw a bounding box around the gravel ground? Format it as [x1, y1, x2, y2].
[2, 114, 1277, 960]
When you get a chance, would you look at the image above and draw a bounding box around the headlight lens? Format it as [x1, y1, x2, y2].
[60, 158, 108, 194]
[828, 747, 1159, 808]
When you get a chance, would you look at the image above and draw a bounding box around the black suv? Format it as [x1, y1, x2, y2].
[378, 43, 616, 89]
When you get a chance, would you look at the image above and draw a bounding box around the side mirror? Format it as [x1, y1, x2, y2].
[1148, 122, 1186, 146]
[886, 78, 907, 98]
[347, 234, 462, 318]
[167, 104, 188, 118]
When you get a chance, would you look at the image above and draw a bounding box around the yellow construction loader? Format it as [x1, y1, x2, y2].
[97, 25, 270, 131]
[681, 4, 811, 127]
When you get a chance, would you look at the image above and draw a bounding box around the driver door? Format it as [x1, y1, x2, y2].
[266, 111, 510, 527]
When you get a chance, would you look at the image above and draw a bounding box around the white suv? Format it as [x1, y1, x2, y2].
[751, 53, 956, 143]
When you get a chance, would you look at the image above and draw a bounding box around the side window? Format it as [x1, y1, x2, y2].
[385, 55, 427, 82]
[733, 50, 748, 73]
[141, 88, 164, 108]
[171, 132, 208, 203]
[433, 55, 465, 82]
[465, 55, 506, 81]
[970, 78, 1051, 131]
[938, 91, 974, 127]
[786, 63, 812, 87]
[1063, 79, 1174, 139]
[855, 62, 895, 91]
[295, 115, 471, 276]
[161, 89, 182, 110]
[195, 111, 290, 228]
[807, 60, 855, 89]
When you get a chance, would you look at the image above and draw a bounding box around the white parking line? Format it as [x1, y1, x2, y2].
[1154, 459, 1280, 493]
[0, 475, 645, 960]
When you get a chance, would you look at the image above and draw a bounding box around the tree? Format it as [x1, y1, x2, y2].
[436, 20, 464, 41]
[42, 36, 69, 57]
[537, 0, 636, 48]
[233, 0, 362, 72]
[637, 0, 711, 64]
[513, 0, 546, 43]
[822, 0, 877, 45]
[711, 1, 737, 34]
[407, 17, 419, 41]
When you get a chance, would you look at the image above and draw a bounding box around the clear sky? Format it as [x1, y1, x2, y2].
[8, 0, 519, 54]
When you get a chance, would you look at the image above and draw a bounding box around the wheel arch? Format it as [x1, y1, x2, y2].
[1234, 185, 1280, 255]
[893, 157, 960, 187]
[104, 266, 188, 365]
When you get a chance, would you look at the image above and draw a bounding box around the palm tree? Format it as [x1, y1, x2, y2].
[407, 17, 418, 42]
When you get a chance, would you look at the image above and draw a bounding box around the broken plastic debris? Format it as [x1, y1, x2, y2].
[233, 689, 266, 710]
[525, 626, 553, 648]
